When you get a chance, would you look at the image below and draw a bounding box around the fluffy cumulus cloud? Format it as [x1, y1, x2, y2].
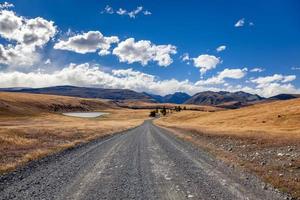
[192, 54, 221, 75]
[249, 74, 298, 97]
[0, 9, 56, 67]
[0, 63, 202, 95]
[54, 31, 119, 55]
[102, 5, 151, 18]
[251, 74, 296, 86]
[196, 68, 247, 85]
[216, 45, 226, 52]
[112, 38, 177, 67]
[0, 62, 299, 97]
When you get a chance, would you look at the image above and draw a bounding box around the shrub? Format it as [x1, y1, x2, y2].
[149, 110, 156, 117]
[160, 107, 167, 116]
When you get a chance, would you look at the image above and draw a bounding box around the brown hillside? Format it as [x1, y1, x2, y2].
[0, 92, 116, 116]
[0, 92, 149, 173]
[156, 99, 300, 198]
[156, 98, 300, 138]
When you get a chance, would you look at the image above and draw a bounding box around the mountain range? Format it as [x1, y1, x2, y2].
[0, 86, 153, 101]
[0, 85, 299, 108]
[145, 92, 191, 104]
[184, 91, 264, 108]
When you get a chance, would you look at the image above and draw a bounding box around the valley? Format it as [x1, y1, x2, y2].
[0, 91, 299, 199]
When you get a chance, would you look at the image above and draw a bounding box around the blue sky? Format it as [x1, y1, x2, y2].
[0, 0, 299, 97]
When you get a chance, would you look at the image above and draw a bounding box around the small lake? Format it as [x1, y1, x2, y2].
[62, 112, 108, 118]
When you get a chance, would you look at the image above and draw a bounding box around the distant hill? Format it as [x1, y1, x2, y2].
[0, 86, 153, 101]
[0, 87, 30, 91]
[184, 91, 264, 108]
[268, 94, 300, 100]
[145, 92, 191, 104]
[0, 92, 117, 116]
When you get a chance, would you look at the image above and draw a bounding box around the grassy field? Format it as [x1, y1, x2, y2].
[156, 98, 300, 138]
[0, 92, 149, 173]
[114, 100, 222, 111]
[156, 98, 300, 198]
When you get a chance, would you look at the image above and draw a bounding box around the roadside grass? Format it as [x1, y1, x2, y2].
[155, 98, 300, 199]
[0, 109, 149, 173]
[0, 92, 149, 174]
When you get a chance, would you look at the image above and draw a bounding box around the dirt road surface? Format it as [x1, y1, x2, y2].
[0, 120, 287, 200]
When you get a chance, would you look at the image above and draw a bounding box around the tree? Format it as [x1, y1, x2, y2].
[149, 110, 156, 117]
[174, 106, 182, 112]
[183, 106, 187, 110]
[160, 106, 167, 116]
[178, 106, 182, 112]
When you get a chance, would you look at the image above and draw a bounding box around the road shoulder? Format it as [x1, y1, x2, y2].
[154, 122, 297, 199]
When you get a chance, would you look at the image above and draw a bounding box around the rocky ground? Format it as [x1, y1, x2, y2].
[159, 126, 300, 199]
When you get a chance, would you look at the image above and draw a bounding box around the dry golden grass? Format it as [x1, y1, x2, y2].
[0, 92, 149, 173]
[156, 98, 300, 198]
[0, 92, 117, 116]
[116, 100, 221, 112]
[156, 98, 300, 139]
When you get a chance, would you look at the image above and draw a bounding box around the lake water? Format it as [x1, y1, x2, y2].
[62, 112, 107, 118]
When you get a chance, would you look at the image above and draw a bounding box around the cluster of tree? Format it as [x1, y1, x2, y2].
[174, 106, 181, 112]
[149, 105, 187, 117]
[149, 106, 167, 117]
[160, 106, 167, 116]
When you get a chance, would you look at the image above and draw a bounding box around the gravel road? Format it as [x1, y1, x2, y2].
[0, 120, 287, 200]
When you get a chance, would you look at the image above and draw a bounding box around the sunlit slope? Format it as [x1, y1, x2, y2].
[156, 98, 300, 138]
[0, 92, 116, 116]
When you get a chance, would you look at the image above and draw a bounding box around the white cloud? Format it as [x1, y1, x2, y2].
[181, 53, 190, 62]
[282, 75, 297, 83]
[251, 74, 296, 87]
[143, 10, 152, 15]
[102, 5, 114, 14]
[128, 6, 143, 18]
[0, 10, 22, 39]
[0, 10, 56, 67]
[250, 67, 264, 72]
[235, 18, 254, 28]
[181, 53, 191, 65]
[0, 10, 56, 49]
[235, 18, 245, 27]
[246, 83, 299, 98]
[0, 63, 299, 97]
[54, 31, 119, 55]
[102, 5, 151, 18]
[112, 38, 177, 67]
[249, 74, 299, 97]
[291, 67, 300, 70]
[192, 54, 221, 75]
[196, 68, 247, 85]
[0, 2, 14, 9]
[44, 59, 51, 65]
[0, 63, 202, 95]
[116, 8, 127, 15]
[0, 44, 40, 67]
[216, 45, 226, 52]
